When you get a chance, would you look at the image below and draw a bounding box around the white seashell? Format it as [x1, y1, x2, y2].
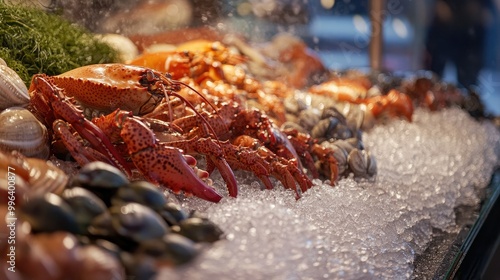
[0, 107, 50, 159]
[0, 64, 30, 110]
[95, 33, 139, 63]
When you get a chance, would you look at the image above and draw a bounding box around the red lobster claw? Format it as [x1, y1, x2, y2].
[117, 113, 223, 202]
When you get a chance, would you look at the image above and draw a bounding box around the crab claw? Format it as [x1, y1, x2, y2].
[119, 114, 223, 203]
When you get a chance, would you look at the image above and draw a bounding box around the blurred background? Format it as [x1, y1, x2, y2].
[14, 0, 500, 115]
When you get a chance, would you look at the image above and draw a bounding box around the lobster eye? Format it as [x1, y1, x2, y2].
[164, 73, 172, 79]
[146, 70, 155, 82]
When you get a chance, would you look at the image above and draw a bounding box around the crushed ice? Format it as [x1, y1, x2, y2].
[159, 108, 500, 279]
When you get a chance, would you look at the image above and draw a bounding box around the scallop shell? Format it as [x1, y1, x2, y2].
[0, 64, 30, 110]
[0, 107, 50, 159]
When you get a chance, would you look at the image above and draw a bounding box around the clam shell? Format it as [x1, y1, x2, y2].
[347, 148, 377, 178]
[25, 157, 69, 195]
[0, 107, 50, 159]
[0, 150, 68, 196]
[0, 64, 30, 110]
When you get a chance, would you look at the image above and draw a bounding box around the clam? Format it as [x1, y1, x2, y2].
[297, 108, 321, 131]
[94, 33, 139, 63]
[0, 107, 50, 159]
[24, 156, 69, 195]
[320, 140, 349, 175]
[347, 148, 377, 178]
[0, 64, 30, 110]
[0, 150, 68, 196]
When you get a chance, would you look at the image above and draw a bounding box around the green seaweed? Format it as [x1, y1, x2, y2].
[0, 1, 119, 86]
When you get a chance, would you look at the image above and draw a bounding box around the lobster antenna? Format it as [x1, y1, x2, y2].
[172, 78, 230, 132]
[167, 77, 219, 114]
[168, 90, 222, 144]
[162, 74, 230, 134]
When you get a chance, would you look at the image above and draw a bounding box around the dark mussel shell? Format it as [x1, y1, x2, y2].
[158, 202, 189, 226]
[111, 180, 167, 211]
[62, 187, 107, 234]
[120, 252, 157, 280]
[110, 202, 169, 243]
[20, 193, 80, 234]
[70, 161, 130, 206]
[88, 211, 139, 252]
[138, 233, 198, 266]
[172, 217, 224, 243]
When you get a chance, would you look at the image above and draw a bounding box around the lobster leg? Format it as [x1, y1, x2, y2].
[233, 136, 312, 196]
[256, 147, 313, 197]
[53, 120, 119, 167]
[30, 75, 132, 176]
[283, 129, 321, 179]
[311, 144, 340, 184]
[167, 137, 239, 197]
[53, 120, 92, 166]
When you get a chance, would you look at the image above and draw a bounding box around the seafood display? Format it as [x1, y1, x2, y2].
[0, 33, 494, 201]
[1, 4, 499, 278]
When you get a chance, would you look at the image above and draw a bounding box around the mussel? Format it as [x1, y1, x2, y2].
[20, 192, 80, 234]
[138, 233, 198, 266]
[172, 217, 224, 243]
[110, 202, 169, 242]
[62, 187, 108, 234]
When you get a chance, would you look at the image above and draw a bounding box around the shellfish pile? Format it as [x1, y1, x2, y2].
[1, 159, 224, 279]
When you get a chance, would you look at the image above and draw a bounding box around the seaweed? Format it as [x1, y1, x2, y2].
[0, 1, 119, 86]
